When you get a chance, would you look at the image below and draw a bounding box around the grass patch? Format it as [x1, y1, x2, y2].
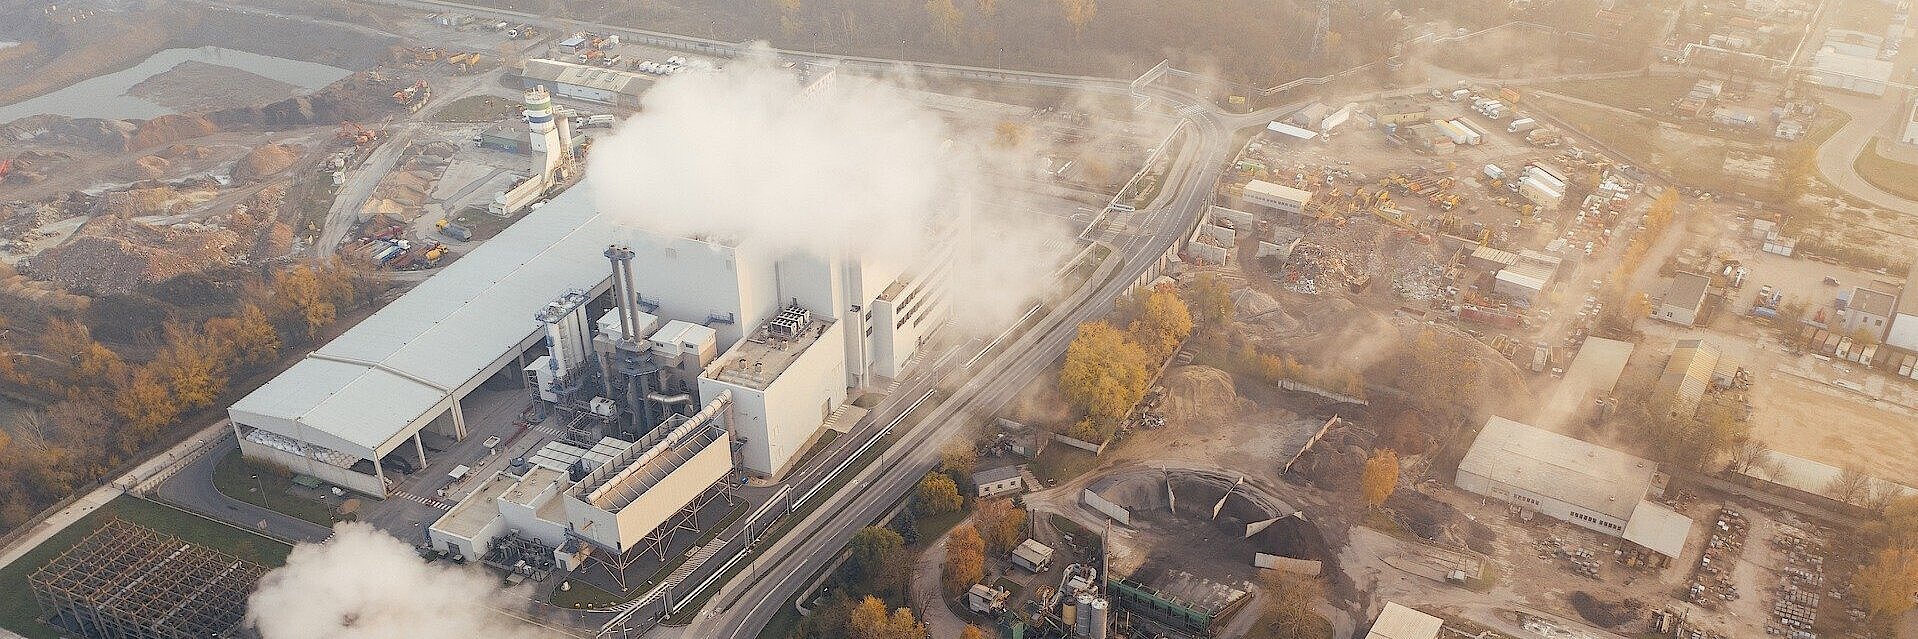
[431, 94, 521, 123]
[992, 576, 1024, 598]
[212, 450, 351, 526]
[787, 430, 842, 475]
[1048, 513, 1102, 551]
[551, 579, 625, 609]
[1029, 445, 1098, 487]
[1852, 139, 1918, 201]
[907, 502, 972, 552]
[0, 495, 292, 639]
[1540, 74, 1697, 114]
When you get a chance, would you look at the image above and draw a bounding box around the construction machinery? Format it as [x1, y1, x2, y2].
[337, 121, 378, 146]
[393, 80, 431, 112]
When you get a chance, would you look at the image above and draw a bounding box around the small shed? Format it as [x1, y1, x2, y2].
[1012, 538, 1055, 573]
[974, 465, 1025, 498]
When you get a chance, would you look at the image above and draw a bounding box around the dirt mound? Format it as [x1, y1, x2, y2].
[233, 144, 301, 181]
[1232, 287, 1282, 315]
[0, 115, 138, 151]
[129, 114, 218, 150]
[121, 155, 173, 180]
[205, 72, 399, 130]
[27, 220, 238, 295]
[157, 144, 213, 160]
[1160, 365, 1237, 430]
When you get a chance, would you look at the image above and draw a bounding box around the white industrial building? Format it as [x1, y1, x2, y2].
[520, 58, 651, 106]
[1887, 278, 1918, 353]
[1843, 286, 1897, 342]
[1241, 180, 1313, 215]
[1807, 46, 1894, 96]
[1456, 417, 1692, 560]
[1656, 272, 1712, 326]
[698, 305, 848, 477]
[230, 177, 950, 496]
[427, 392, 738, 567]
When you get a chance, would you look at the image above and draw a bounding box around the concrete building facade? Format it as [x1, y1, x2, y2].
[1657, 272, 1712, 326]
[1241, 180, 1313, 215]
[1844, 286, 1897, 342]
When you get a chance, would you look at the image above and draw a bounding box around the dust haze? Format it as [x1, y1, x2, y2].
[588, 46, 1075, 333]
[247, 524, 556, 639]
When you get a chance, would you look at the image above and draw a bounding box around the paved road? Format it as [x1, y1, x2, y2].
[1814, 90, 1918, 214]
[154, 436, 336, 544]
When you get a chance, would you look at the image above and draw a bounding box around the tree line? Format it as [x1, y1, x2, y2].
[1058, 282, 1193, 441]
[0, 261, 363, 532]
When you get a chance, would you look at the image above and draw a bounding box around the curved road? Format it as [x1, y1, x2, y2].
[1814, 91, 1918, 214]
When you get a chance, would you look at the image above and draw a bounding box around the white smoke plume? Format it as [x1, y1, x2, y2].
[247, 523, 556, 639]
[588, 46, 1075, 332]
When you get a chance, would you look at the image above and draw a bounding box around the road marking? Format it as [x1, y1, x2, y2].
[395, 491, 452, 510]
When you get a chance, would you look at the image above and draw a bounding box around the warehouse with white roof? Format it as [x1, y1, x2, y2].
[1456, 416, 1693, 561]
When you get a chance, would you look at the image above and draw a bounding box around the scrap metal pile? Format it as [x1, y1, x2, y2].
[1688, 508, 1748, 607]
[1768, 529, 1824, 639]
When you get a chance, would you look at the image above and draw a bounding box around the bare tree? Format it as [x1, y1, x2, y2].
[1825, 465, 1873, 505]
[1726, 438, 1771, 475]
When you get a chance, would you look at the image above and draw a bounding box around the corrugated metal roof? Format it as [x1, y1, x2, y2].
[523, 59, 650, 96]
[1622, 501, 1693, 558]
[231, 184, 620, 453]
[1365, 602, 1443, 639]
[1243, 180, 1312, 205]
[1664, 272, 1712, 310]
[1458, 416, 1658, 521]
[1653, 339, 1721, 418]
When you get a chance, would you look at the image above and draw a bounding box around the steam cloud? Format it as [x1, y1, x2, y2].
[588, 47, 1074, 332]
[248, 524, 554, 639]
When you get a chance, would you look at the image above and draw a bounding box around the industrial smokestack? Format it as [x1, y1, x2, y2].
[604, 245, 640, 345]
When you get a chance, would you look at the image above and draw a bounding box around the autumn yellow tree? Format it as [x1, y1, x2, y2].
[1256, 571, 1332, 639]
[976, 498, 1028, 554]
[1360, 449, 1399, 507]
[1187, 273, 1234, 325]
[205, 302, 281, 368]
[114, 368, 180, 440]
[275, 265, 337, 338]
[155, 322, 228, 409]
[848, 595, 925, 639]
[1060, 322, 1150, 426]
[917, 472, 964, 514]
[940, 442, 978, 477]
[925, 0, 963, 46]
[1058, 0, 1096, 35]
[1129, 284, 1193, 360]
[961, 625, 988, 639]
[943, 524, 986, 597]
[1854, 547, 1918, 620]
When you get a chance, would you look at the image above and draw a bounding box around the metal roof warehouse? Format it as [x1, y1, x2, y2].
[229, 184, 626, 496]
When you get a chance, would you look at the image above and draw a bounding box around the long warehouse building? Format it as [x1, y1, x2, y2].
[229, 180, 951, 496]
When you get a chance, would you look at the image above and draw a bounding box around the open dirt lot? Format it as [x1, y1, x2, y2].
[1747, 372, 1918, 481]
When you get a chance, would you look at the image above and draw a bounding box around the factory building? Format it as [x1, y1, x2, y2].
[1241, 180, 1313, 215]
[229, 178, 947, 496]
[1842, 286, 1897, 342]
[1886, 277, 1918, 353]
[428, 392, 739, 571]
[699, 305, 847, 477]
[520, 58, 650, 106]
[1365, 603, 1443, 639]
[1652, 339, 1725, 420]
[1456, 417, 1692, 561]
[1656, 272, 1712, 326]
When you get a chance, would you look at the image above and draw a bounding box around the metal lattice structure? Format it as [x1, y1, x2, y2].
[28, 520, 267, 639]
